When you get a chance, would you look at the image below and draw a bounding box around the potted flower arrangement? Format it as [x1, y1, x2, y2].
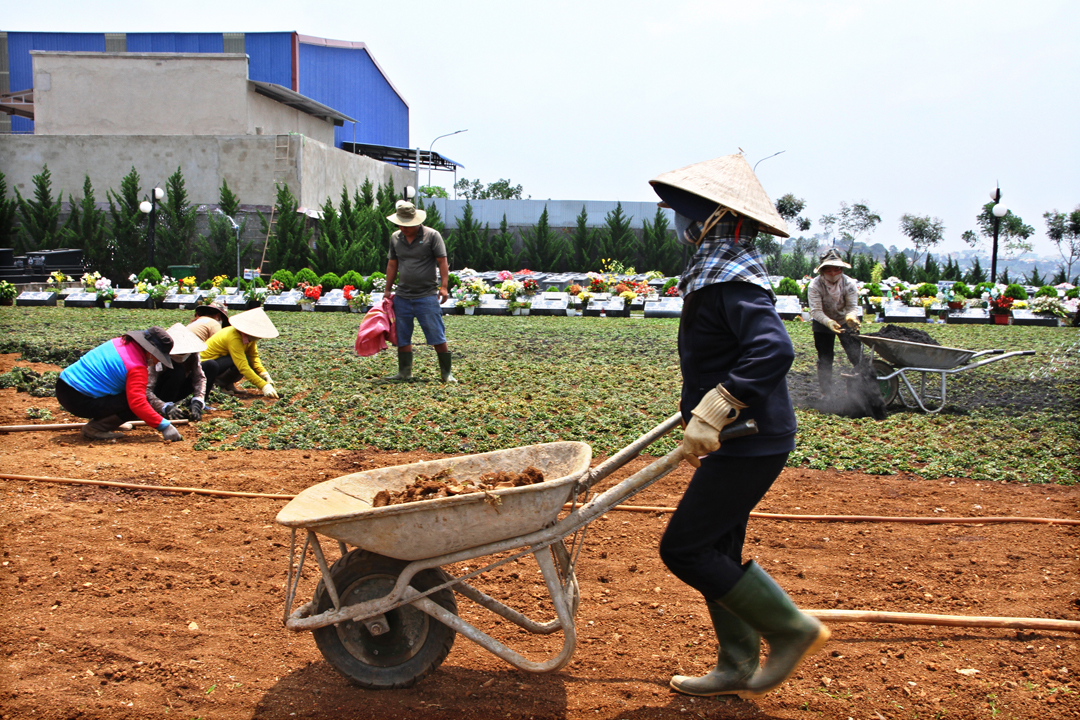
[1029, 295, 1068, 320]
[179, 276, 198, 293]
[48, 271, 68, 293]
[95, 277, 116, 308]
[576, 290, 593, 313]
[343, 285, 371, 313]
[0, 280, 16, 306]
[988, 291, 1013, 324]
[586, 272, 610, 294]
[451, 285, 479, 315]
[298, 282, 322, 311]
[81, 271, 102, 292]
[521, 277, 540, 297]
[244, 283, 265, 308]
[267, 278, 286, 296]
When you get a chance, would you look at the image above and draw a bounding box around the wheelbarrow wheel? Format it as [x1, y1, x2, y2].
[872, 360, 899, 406]
[312, 550, 457, 689]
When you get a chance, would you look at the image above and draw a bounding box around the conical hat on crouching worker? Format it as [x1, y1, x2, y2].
[165, 323, 207, 357]
[228, 306, 279, 339]
[650, 153, 790, 238]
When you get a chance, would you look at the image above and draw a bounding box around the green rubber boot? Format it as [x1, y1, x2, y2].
[717, 562, 830, 695]
[670, 600, 760, 696]
[390, 351, 413, 382]
[437, 352, 457, 383]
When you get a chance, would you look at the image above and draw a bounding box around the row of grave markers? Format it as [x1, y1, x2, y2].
[11, 289, 1065, 325]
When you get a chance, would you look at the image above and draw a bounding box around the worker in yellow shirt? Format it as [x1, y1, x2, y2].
[200, 306, 280, 399]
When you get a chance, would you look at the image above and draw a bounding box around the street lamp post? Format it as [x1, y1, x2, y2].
[139, 186, 164, 268]
[428, 129, 467, 189]
[215, 209, 242, 280]
[989, 187, 1008, 284]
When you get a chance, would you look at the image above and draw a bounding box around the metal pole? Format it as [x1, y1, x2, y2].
[148, 194, 158, 268]
[427, 129, 468, 189]
[991, 214, 1000, 284]
[415, 147, 420, 199]
[236, 223, 242, 280]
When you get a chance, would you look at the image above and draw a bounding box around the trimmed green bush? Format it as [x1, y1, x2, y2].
[973, 282, 994, 297]
[138, 267, 162, 284]
[1066, 287, 1079, 299]
[950, 281, 971, 298]
[661, 278, 678, 294]
[294, 268, 320, 287]
[271, 269, 295, 289]
[318, 272, 342, 291]
[340, 270, 363, 289]
[363, 271, 385, 293]
[448, 273, 461, 290]
[230, 277, 248, 292]
[862, 282, 883, 297]
[776, 277, 802, 296]
[1035, 285, 1058, 298]
[199, 279, 214, 290]
[915, 283, 939, 297]
[1003, 283, 1028, 300]
[249, 275, 266, 288]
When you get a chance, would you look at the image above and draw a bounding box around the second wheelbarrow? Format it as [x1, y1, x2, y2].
[275, 413, 755, 688]
[859, 335, 1035, 413]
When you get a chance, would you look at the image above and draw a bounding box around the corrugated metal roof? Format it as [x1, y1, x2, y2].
[6, 32, 106, 132]
[125, 33, 223, 53]
[244, 32, 294, 88]
[250, 80, 355, 125]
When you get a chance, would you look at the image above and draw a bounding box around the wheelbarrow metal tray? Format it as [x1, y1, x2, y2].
[276, 441, 591, 561]
[859, 336, 976, 370]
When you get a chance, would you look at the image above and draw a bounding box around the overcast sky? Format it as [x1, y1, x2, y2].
[7, 0, 1078, 257]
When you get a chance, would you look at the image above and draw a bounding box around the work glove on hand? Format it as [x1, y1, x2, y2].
[161, 402, 175, 418]
[681, 385, 748, 468]
[259, 371, 273, 384]
[827, 319, 843, 334]
[188, 398, 204, 422]
[844, 312, 861, 329]
[262, 383, 279, 399]
[161, 424, 182, 443]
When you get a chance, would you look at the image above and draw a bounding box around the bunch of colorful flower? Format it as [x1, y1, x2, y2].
[343, 285, 370, 310]
[498, 279, 524, 301]
[212, 275, 229, 288]
[303, 284, 323, 302]
[81, 271, 102, 291]
[665, 285, 681, 297]
[94, 277, 116, 301]
[497, 270, 515, 282]
[267, 279, 285, 295]
[1029, 295, 1068, 317]
[587, 272, 611, 293]
[521, 277, 540, 295]
[988, 292, 1013, 315]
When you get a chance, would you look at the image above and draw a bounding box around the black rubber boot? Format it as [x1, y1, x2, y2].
[437, 352, 456, 383]
[390, 351, 413, 382]
[717, 562, 830, 695]
[81, 415, 125, 441]
[670, 600, 760, 696]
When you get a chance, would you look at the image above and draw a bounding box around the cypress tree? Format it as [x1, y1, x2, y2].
[194, 179, 250, 280]
[964, 256, 987, 285]
[568, 206, 601, 271]
[266, 183, 312, 273]
[65, 176, 108, 273]
[489, 215, 519, 270]
[520, 206, 569, 272]
[446, 201, 487, 269]
[598, 202, 638, 269]
[640, 208, 679, 276]
[106, 167, 148, 280]
[155, 167, 198, 272]
[314, 196, 344, 275]
[14, 164, 68, 254]
[0, 172, 19, 248]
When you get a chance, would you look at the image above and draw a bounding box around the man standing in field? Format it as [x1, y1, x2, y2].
[384, 201, 456, 383]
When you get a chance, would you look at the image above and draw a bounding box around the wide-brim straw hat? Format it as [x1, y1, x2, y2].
[815, 247, 852, 273]
[125, 327, 174, 369]
[228, 306, 279, 339]
[165, 323, 208, 357]
[386, 200, 426, 227]
[195, 301, 230, 326]
[650, 153, 790, 238]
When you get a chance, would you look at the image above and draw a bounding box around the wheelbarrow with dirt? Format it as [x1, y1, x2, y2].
[275, 414, 756, 688]
[858, 335, 1035, 413]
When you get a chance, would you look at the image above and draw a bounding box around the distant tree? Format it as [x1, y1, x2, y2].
[155, 167, 197, 271]
[963, 203, 1035, 278]
[314, 196, 344, 276]
[886, 248, 911, 283]
[1043, 206, 1080, 280]
[488, 215, 519, 270]
[898, 214, 945, 268]
[0, 172, 18, 247]
[774, 193, 812, 233]
[264, 183, 312, 273]
[416, 197, 446, 236]
[194, 179, 250, 280]
[419, 185, 449, 199]
[14, 164, 69, 254]
[520, 206, 569, 272]
[64, 176, 109, 272]
[836, 201, 881, 261]
[106, 167, 148, 280]
[1025, 266, 1046, 287]
[818, 213, 837, 245]
[916, 252, 941, 284]
[963, 256, 987, 285]
[640, 208, 679, 276]
[568, 206, 601, 271]
[851, 252, 874, 282]
[452, 178, 525, 200]
[445, 201, 487, 269]
[595, 202, 637, 269]
[997, 267, 1011, 285]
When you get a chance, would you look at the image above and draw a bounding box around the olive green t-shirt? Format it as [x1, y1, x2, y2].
[388, 226, 447, 298]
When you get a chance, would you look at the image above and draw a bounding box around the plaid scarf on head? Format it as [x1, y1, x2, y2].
[677, 215, 775, 301]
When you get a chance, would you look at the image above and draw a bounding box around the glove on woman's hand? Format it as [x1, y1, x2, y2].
[827, 319, 843, 334]
[259, 371, 273, 383]
[844, 312, 861, 329]
[189, 398, 204, 422]
[681, 386, 747, 467]
[262, 383, 279, 399]
[161, 424, 183, 443]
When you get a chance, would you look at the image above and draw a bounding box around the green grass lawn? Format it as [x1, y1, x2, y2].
[1, 307, 1077, 484]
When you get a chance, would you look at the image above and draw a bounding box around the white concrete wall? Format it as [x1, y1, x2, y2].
[246, 89, 335, 146]
[0, 134, 414, 209]
[32, 52, 252, 136]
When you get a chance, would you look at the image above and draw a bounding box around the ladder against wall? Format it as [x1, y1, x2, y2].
[258, 134, 295, 277]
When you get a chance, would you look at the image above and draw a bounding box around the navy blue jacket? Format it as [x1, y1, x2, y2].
[678, 281, 797, 457]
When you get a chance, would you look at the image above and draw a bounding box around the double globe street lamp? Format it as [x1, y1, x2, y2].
[988, 186, 1009, 285]
[139, 187, 165, 267]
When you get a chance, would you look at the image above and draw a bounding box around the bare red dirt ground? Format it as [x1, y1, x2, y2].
[1, 355, 1078, 720]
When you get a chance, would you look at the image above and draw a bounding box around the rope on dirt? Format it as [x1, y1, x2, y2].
[0, 473, 293, 500]
[2, 475, 1076, 527]
[0, 420, 189, 432]
[806, 609, 1080, 634]
[571, 503, 1080, 526]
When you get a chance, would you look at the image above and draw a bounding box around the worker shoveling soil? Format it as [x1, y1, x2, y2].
[372, 465, 545, 507]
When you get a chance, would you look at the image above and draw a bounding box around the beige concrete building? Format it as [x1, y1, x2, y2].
[0, 51, 413, 209]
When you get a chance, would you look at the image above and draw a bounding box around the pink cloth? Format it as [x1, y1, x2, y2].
[355, 296, 397, 357]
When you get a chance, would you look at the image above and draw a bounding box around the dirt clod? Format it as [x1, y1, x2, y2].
[372, 466, 545, 507]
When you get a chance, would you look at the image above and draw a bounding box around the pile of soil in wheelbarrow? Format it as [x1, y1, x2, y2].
[865, 323, 940, 345]
[372, 465, 545, 507]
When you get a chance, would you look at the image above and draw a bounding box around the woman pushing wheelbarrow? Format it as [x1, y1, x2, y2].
[650, 152, 830, 697]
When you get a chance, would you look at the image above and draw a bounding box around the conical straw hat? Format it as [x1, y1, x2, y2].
[166, 323, 208, 356]
[229, 306, 279, 339]
[650, 153, 790, 238]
